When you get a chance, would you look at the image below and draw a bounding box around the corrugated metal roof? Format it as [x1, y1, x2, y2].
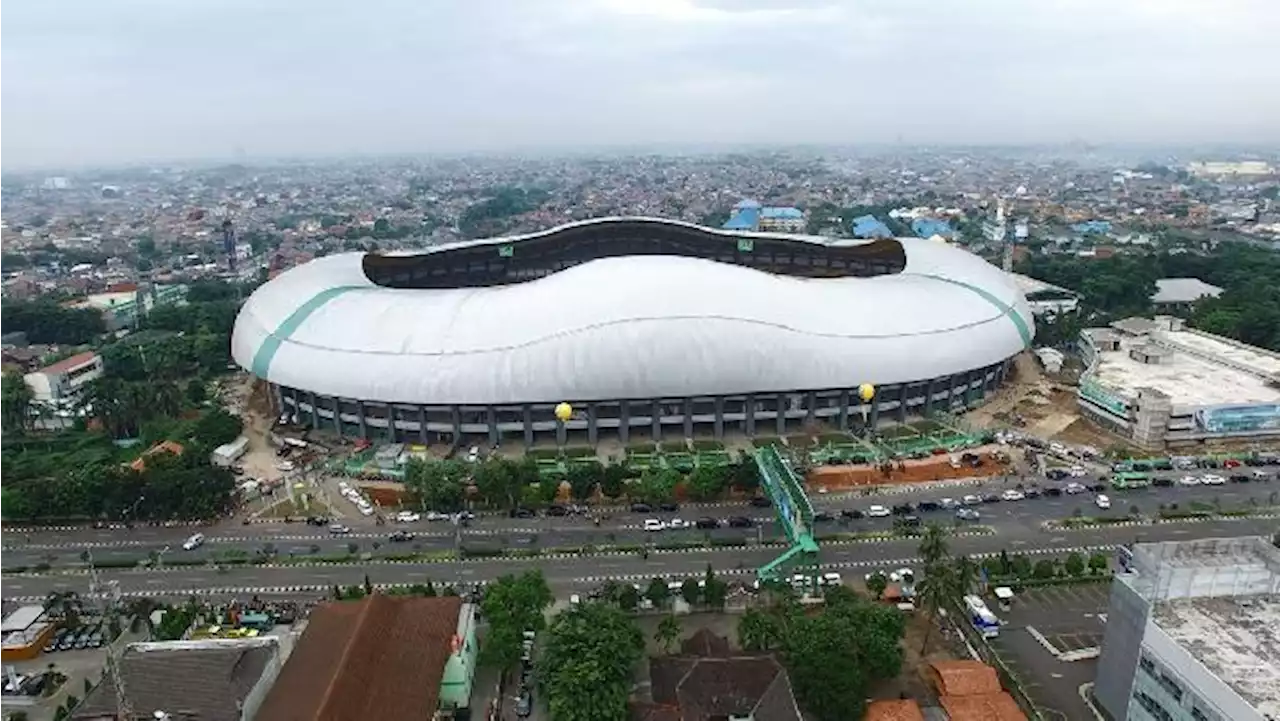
[1151, 278, 1223, 304]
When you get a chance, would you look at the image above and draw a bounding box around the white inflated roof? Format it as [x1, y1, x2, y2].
[232, 220, 1033, 405]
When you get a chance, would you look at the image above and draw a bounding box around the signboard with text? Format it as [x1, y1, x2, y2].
[1079, 380, 1128, 417]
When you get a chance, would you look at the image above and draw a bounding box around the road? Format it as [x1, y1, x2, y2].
[3, 473, 1275, 567]
[3, 518, 1276, 603]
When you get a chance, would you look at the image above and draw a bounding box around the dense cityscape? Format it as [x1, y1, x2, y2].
[4, 2, 1280, 721]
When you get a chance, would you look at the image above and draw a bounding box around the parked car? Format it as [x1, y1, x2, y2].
[328, 523, 351, 535]
[1022, 487, 1041, 499]
[658, 503, 680, 512]
[749, 496, 772, 508]
[667, 518, 690, 530]
[840, 509, 865, 519]
[395, 511, 420, 523]
[1000, 490, 1025, 502]
[962, 494, 983, 505]
[389, 531, 415, 542]
[510, 508, 535, 519]
[1043, 487, 1063, 497]
[866, 505, 890, 518]
[917, 501, 941, 512]
[546, 505, 569, 517]
[1065, 482, 1087, 495]
[306, 515, 330, 526]
[1152, 477, 1174, 488]
[727, 516, 754, 528]
[1177, 475, 1201, 486]
[938, 498, 959, 509]
[813, 511, 835, 523]
[695, 517, 720, 530]
[955, 508, 981, 521]
[182, 533, 205, 551]
[643, 519, 667, 532]
[630, 503, 653, 513]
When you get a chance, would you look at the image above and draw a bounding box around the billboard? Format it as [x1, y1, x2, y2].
[1195, 404, 1280, 434]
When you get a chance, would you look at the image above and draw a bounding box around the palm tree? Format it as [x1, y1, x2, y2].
[918, 523, 951, 567]
[655, 615, 682, 655]
[953, 555, 979, 600]
[916, 562, 953, 654]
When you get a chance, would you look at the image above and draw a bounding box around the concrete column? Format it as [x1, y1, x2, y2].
[964, 370, 976, 407]
[419, 406, 428, 444]
[745, 394, 756, 436]
[683, 398, 693, 439]
[805, 391, 816, 425]
[487, 406, 499, 448]
[950, 373, 963, 411]
[923, 379, 936, 414]
[897, 384, 908, 422]
[588, 403, 598, 446]
[838, 389, 850, 430]
[332, 397, 342, 436]
[268, 383, 279, 415]
[522, 405, 534, 448]
[357, 400, 368, 438]
[556, 418, 567, 447]
[652, 400, 661, 441]
[309, 392, 319, 428]
[869, 395, 880, 429]
[776, 393, 786, 436]
[619, 402, 630, 444]
[713, 397, 724, 440]
[450, 405, 462, 444]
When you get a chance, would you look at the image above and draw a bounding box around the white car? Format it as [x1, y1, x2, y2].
[866, 505, 890, 518]
[667, 518, 690, 530]
[358, 505, 374, 516]
[396, 511, 421, 523]
[1095, 494, 1112, 510]
[939, 498, 958, 509]
[181, 533, 205, 551]
[426, 511, 449, 521]
[643, 519, 667, 532]
[962, 494, 983, 505]
[1065, 482, 1087, 495]
[889, 567, 915, 583]
[466, 446, 480, 463]
[1069, 466, 1087, 477]
[1177, 476, 1201, 486]
[1000, 489, 1025, 501]
[819, 572, 843, 587]
[1201, 474, 1226, 485]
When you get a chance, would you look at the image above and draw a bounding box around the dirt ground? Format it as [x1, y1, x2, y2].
[807, 450, 1012, 489]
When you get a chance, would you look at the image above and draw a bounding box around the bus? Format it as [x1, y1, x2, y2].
[964, 595, 1001, 638]
[1111, 472, 1151, 489]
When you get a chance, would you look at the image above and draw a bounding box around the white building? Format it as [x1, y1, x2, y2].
[24, 351, 103, 404]
[1094, 536, 1280, 721]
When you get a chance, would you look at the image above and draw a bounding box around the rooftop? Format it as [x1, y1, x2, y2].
[1152, 595, 1280, 719]
[1152, 278, 1224, 304]
[864, 698, 926, 721]
[37, 350, 98, 375]
[255, 593, 463, 721]
[1008, 273, 1076, 298]
[930, 660, 1002, 697]
[1088, 325, 1280, 410]
[72, 639, 277, 721]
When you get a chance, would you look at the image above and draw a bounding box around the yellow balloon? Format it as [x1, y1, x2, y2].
[858, 384, 875, 402]
[554, 402, 573, 422]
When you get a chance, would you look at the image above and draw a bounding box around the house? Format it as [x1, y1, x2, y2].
[255, 594, 477, 721]
[23, 351, 103, 405]
[71, 638, 283, 721]
[863, 698, 925, 721]
[928, 660, 1026, 721]
[634, 629, 803, 721]
[852, 215, 893, 239]
[130, 440, 186, 472]
[1150, 278, 1223, 312]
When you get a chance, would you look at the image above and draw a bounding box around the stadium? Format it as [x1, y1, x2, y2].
[231, 217, 1034, 447]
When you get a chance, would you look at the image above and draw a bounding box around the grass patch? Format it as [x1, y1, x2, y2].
[256, 495, 331, 519]
[690, 439, 725, 452]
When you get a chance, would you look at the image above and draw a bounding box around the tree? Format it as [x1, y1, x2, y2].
[1033, 559, 1057, 579]
[478, 570, 553, 670]
[617, 583, 640, 612]
[644, 577, 671, 609]
[738, 608, 784, 652]
[681, 578, 701, 607]
[405, 459, 467, 512]
[600, 462, 629, 499]
[637, 468, 680, 504]
[566, 461, 603, 502]
[1, 370, 34, 433]
[655, 615, 681, 655]
[194, 407, 243, 448]
[917, 523, 951, 566]
[473, 459, 522, 510]
[702, 564, 727, 610]
[1065, 552, 1086, 577]
[686, 465, 729, 501]
[953, 555, 978, 598]
[864, 571, 888, 600]
[781, 590, 905, 721]
[537, 602, 644, 721]
[914, 563, 953, 653]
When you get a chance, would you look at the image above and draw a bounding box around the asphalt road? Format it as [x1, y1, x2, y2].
[3, 473, 1277, 567]
[4, 518, 1276, 603]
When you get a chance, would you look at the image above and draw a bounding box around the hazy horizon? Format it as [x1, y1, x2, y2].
[4, 0, 1279, 171]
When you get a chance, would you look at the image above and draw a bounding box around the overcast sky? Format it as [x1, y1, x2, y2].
[3, 0, 1278, 169]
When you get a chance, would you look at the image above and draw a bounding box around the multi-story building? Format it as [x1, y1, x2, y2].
[72, 283, 188, 331]
[23, 351, 103, 405]
[1094, 536, 1280, 721]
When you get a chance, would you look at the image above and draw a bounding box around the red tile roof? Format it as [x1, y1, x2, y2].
[930, 660, 1002, 697]
[864, 699, 926, 721]
[38, 351, 98, 375]
[940, 692, 1027, 721]
[255, 594, 463, 721]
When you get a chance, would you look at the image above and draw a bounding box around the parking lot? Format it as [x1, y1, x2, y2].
[988, 581, 1111, 721]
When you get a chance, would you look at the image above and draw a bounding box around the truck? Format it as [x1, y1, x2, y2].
[210, 436, 250, 468]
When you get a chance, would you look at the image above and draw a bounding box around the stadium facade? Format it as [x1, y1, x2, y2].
[231, 217, 1034, 446]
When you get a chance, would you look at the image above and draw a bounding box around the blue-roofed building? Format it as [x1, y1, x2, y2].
[1071, 220, 1112, 235]
[722, 199, 805, 232]
[911, 217, 954, 239]
[851, 214, 892, 239]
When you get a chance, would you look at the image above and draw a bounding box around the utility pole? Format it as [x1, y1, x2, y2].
[88, 555, 134, 720]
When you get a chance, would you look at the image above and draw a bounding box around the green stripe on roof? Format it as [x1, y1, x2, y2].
[919, 274, 1034, 348]
[251, 286, 363, 378]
